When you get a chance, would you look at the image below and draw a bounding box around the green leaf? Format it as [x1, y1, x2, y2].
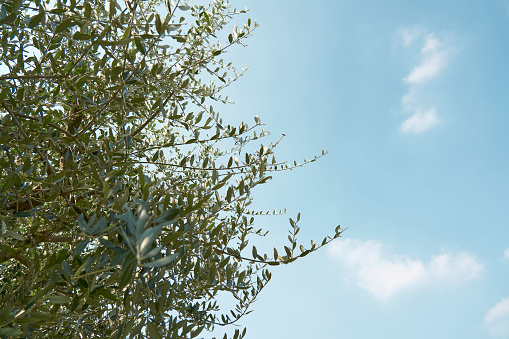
[13, 211, 31, 218]
[146, 321, 162, 339]
[142, 253, 178, 268]
[80, 95, 96, 105]
[48, 296, 71, 304]
[75, 75, 89, 87]
[96, 289, 118, 302]
[55, 18, 75, 33]
[99, 238, 117, 250]
[52, 170, 67, 183]
[0, 328, 23, 336]
[139, 225, 162, 256]
[4, 230, 24, 241]
[62, 260, 72, 277]
[28, 12, 45, 28]
[119, 253, 136, 289]
[0, 13, 17, 24]
[14, 317, 40, 325]
[94, 38, 132, 46]
[134, 38, 146, 54]
[11, 0, 22, 13]
[73, 32, 92, 40]
[103, 180, 110, 200]
[155, 14, 163, 35]
[75, 239, 89, 254]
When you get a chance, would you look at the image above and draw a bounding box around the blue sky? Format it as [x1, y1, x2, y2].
[210, 0, 509, 338]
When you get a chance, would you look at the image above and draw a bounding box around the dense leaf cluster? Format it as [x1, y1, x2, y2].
[0, 0, 343, 337]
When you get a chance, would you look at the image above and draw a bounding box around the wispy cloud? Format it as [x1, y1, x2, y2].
[484, 298, 509, 337]
[401, 109, 439, 134]
[401, 28, 420, 47]
[328, 239, 484, 301]
[504, 248, 509, 261]
[404, 39, 447, 84]
[399, 31, 452, 134]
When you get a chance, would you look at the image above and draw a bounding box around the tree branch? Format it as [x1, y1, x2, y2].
[0, 251, 33, 268]
[34, 235, 73, 243]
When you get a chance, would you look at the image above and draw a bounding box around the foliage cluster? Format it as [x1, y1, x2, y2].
[0, 0, 343, 337]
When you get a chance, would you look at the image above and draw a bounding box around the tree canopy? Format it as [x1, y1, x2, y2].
[0, 0, 343, 337]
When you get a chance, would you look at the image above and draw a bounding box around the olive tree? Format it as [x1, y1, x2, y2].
[0, 0, 343, 337]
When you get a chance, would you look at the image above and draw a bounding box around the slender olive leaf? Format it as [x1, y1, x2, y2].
[29, 311, 53, 320]
[155, 14, 163, 35]
[139, 225, 163, 256]
[62, 260, 72, 277]
[54, 18, 75, 33]
[118, 253, 136, 290]
[134, 37, 146, 54]
[14, 317, 40, 325]
[52, 170, 67, 182]
[13, 211, 31, 218]
[160, 230, 183, 244]
[11, 0, 21, 13]
[90, 216, 107, 235]
[146, 321, 162, 339]
[27, 12, 44, 28]
[0, 13, 16, 24]
[76, 75, 89, 87]
[135, 206, 148, 237]
[96, 289, 118, 302]
[142, 246, 162, 259]
[126, 209, 136, 235]
[5, 230, 24, 241]
[164, 0, 171, 12]
[99, 238, 118, 250]
[103, 180, 110, 200]
[72, 32, 92, 40]
[75, 239, 89, 255]
[0, 328, 23, 336]
[77, 213, 86, 232]
[191, 326, 204, 338]
[80, 95, 96, 105]
[48, 296, 71, 304]
[141, 253, 178, 268]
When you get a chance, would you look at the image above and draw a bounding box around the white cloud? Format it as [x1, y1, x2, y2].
[398, 32, 452, 134]
[400, 109, 439, 134]
[427, 252, 484, 284]
[405, 51, 447, 84]
[404, 35, 448, 85]
[484, 298, 509, 337]
[504, 248, 509, 261]
[328, 239, 484, 301]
